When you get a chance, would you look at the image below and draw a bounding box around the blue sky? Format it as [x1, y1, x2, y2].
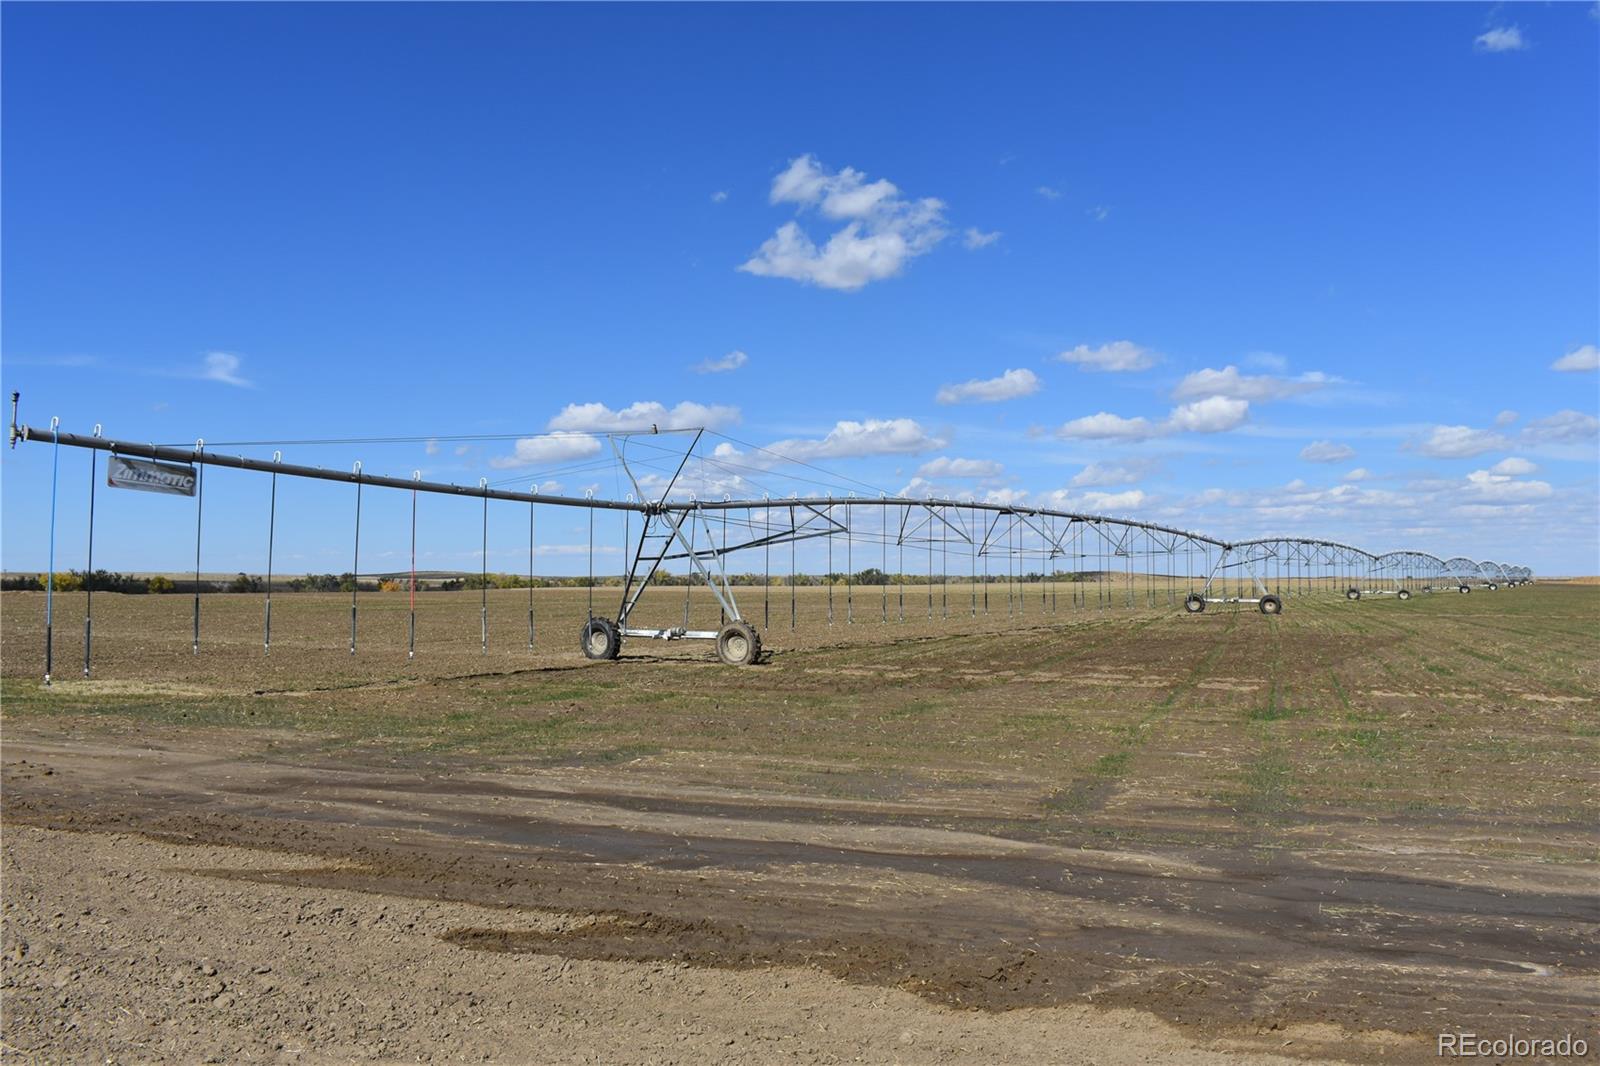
[3, 2, 1597, 576]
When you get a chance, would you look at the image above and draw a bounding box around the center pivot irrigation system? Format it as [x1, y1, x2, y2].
[9, 395, 1532, 679]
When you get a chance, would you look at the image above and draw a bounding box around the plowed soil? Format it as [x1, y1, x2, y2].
[3, 584, 1596, 1063]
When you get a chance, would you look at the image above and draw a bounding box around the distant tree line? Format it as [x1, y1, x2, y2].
[3, 567, 1114, 595]
[0, 571, 366, 594]
[3, 570, 166, 594]
[442, 569, 1111, 589]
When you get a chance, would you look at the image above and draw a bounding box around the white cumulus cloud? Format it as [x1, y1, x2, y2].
[1047, 487, 1149, 513]
[1058, 394, 1250, 441]
[1489, 456, 1538, 476]
[1521, 409, 1600, 444]
[1167, 395, 1249, 433]
[1300, 440, 1355, 463]
[1474, 26, 1527, 52]
[1070, 459, 1156, 487]
[548, 401, 740, 433]
[200, 351, 252, 388]
[1173, 365, 1331, 402]
[1464, 467, 1552, 502]
[739, 155, 947, 291]
[935, 367, 1040, 404]
[982, 487, 1032, 507]
[489, 432, 602, 469]
[1056, 412, 1161, 441]
[915, 456, 1003, 479]
[765, 418, 945, 461]
[1078, 489, 1148, 512]
[1055, 340, 1158, 372]
[1414, 424, 1509, 459]
[963, 228, 1002, 249]
[1552, 344, 1599, 372]
[693, 350, 748, 374]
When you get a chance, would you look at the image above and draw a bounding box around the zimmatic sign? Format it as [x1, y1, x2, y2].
[106, 455, 197, 497]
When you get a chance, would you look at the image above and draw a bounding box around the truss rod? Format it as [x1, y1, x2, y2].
[18, 426, 648, 513]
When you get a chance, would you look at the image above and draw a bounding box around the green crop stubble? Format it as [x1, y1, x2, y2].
[3, 586, 1595, 861]
[1043, 612, 1236, 816]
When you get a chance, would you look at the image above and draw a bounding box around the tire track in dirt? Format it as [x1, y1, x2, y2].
[1045, 612, 1240, 816]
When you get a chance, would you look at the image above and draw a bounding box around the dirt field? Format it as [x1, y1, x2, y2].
[2, 584, 1597, 1063]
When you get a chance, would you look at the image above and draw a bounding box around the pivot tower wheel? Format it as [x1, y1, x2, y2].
[579, 617, 622, 660]
[715, 621, 762, 666]
[1184, 593, 1206, 614]
[1459, 585, 1472, 594]
[1397, 588, 1412, 601]
[1346, 588, 1361, 601]
[1258, 594, 1283, 615]
[1487, 582, 1498, 591]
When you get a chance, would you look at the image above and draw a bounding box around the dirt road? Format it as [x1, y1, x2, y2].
[4, 817, 1347, 1066]
[4, 724, 1594, 1064]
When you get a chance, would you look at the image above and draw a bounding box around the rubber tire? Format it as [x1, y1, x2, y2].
[1184, 593, 1206, 614]
[579, 617, 621, 660]
[1460, 585, 1471, 594]
[1258, 594, 1283, 615]
[1487, 583, 1498, 591]
[1346, 588, 1361, 601]
[715, 621, 761, 666]
[1397, 589, 1411, 601]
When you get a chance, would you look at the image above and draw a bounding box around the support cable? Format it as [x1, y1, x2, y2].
[265, 453, 280, 654]
[1099, 524, 1107, 610]
[480, 478, 489, 656]
[83, 426, 100, 677]
[763, 496, 771, 629]
[1047, 516, 1054, 615]
[882, 502, 889, 623]
[537, 489, 544, 646]
[1008, 513, 1016, 617]
[827, 499, 834, 625]
[684, 506, 696, 630]
[350, 462, 362, 655]
[410, 473, 419, 659]
[942, 506, 949, 619]
[44, 418, 60, 684]
[899, 504, 908, 622]
[1125, 533, 1133, 609]
[193, 441, 205, 655]
[846, 500, 853, 624]
[972, 508, 985, 614]
[970, 507, 977, 617]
